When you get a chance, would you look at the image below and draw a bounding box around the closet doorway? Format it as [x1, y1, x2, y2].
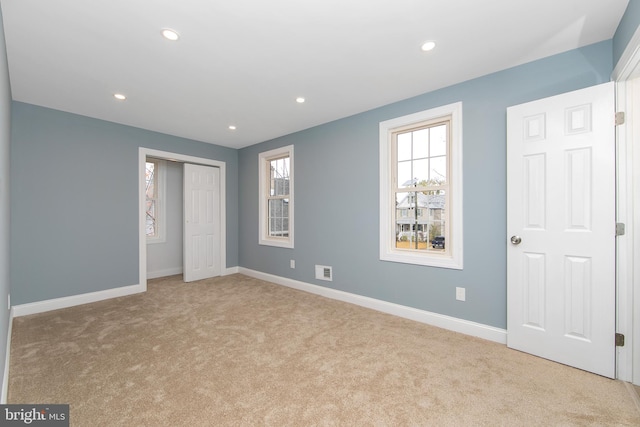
[139, 148, 227, 288]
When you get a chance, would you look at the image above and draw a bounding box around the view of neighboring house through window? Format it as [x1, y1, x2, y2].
[259, 145, 294, 248]
[145, 158, 166, 243]
[395, 122, 448, 251]
[379, 102, 462, 269]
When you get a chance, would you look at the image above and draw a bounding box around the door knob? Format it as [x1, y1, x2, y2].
[510, 235, 522, 245]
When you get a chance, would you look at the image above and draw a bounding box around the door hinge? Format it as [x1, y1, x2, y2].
[616, 222, 626, 236]
[616, 333, 625, 347]
[615, 111, 625, 125]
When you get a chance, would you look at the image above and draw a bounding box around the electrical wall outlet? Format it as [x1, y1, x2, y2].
[290, 259, 296, 269]
[456, 287, 466, 301]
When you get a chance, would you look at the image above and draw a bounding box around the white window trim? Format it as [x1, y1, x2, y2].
[146, 158, 167, 244]
[379, 102, 463, 269]
[259, 145, 294, 248]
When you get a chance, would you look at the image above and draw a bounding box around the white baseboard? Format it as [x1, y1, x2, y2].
[224, 266, 239, 275]
[10, 265, 242, 318]
[148, 266, 238, 280]
[147, 267, 183, 280]
[12, 283, 146, 318]
[1, 307, 13, 404]
[239, 268, 507, 344]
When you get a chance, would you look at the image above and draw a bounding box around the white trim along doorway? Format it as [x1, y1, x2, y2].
[612, 27, 640, 385]
[138, 147, 228, 291]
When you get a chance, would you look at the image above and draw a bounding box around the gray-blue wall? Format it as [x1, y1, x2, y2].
[614, 0, 640, 67]
[6, 10, 640, 330]
[10, 103, 238, 305]
[0, 4, 11, 397]
[238, 41, 613, 329]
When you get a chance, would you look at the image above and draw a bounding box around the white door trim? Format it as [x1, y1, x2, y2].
[613, 77, 636, 383]
[612, 25, 640, 384]
[139, 148, 227, 289]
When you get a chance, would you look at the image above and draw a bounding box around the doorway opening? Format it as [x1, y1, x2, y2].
[138, 148, 227, 291]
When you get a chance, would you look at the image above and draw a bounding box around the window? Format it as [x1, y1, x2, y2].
[259, 145, 294, 248]
[145, 158, 166, 243]
[379, 102, 463, 269]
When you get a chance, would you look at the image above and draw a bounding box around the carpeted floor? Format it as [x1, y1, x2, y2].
[8, 274, 640, 426]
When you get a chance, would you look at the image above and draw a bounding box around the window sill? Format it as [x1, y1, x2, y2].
[380, 250, 463, 270]
[259, 237, 294, 249]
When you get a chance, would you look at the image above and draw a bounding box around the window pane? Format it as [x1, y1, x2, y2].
[396, 191, 410, 206]
[397, 160, 412, 188]
[397, 132, 411, 161]
[145, 161, 157, 238]
[430, 125, 447, 156]
[394, 188, 447, 252]
[145, 162, 155, 198]
[270, 157, 290, 196]
[395, 191, 415, 247]
[413, 158, 429, 183]
[430, 156, 447, 183]
[395, 191, 417, 244]
[412, 129, 428, 159]
[268, 198, 289, 237]
[428, 190, 446, 249]
[146, 200, 156, 237]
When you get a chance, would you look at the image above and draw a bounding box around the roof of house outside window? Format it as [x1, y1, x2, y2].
[396, 193, 445, 210]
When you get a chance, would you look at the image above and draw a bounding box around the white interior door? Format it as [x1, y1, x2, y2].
[506, 82, 616, 378]
[184, 163, 220, 282]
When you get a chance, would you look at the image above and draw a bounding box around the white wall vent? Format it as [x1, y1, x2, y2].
[315, 265, 333, 281]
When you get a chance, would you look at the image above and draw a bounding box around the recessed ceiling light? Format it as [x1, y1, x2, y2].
[296, 97, 305, 103]
[113, 93, 126, 101]
[421, 41, 436, 52]
[228, 125, 237, 130]
[161, 28, 180, 41]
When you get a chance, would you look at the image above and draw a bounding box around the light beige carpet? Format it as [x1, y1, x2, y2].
[8, 274, 640, 426]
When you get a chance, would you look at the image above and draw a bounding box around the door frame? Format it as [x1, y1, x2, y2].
[612, 26, 640, 384]
[138, 147, 227, 290]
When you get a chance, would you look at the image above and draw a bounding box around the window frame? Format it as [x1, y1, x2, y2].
[259, 145, 294, 248]
[379, 102, 463, 269]
[145, 158, 167, 244]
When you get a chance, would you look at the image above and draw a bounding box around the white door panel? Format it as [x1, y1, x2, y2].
[184, 163, 220, 282]
[507, 82, 615, 378]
